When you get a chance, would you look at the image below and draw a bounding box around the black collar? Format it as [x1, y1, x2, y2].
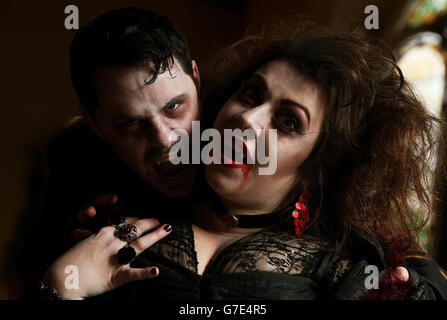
[211, 193, 280, 230]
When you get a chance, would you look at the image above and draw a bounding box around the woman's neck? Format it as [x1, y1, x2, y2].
[192, 198, 265, 235]
[217, 190, 283, 215]
[193, 195, 284, 235]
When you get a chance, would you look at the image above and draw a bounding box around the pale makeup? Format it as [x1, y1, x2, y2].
[89, 59, 200, 199]
[205, 59, 324, 215]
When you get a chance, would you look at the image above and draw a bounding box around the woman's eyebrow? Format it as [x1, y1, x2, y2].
[249, 73, 268, 91]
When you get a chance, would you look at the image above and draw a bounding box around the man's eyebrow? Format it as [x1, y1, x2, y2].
[281, 99, 311, 125]
[113, 113, 148, 121]
[162, 93, 186, 109]
[113, 94, 187, 121]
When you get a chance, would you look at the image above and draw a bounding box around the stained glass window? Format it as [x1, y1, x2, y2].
[396, 32, 446, 252]
[398, 32, 445, 117]
[407, 0, 447, 28]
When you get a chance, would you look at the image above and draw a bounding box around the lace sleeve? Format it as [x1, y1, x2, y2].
[145, 221, 198, 272]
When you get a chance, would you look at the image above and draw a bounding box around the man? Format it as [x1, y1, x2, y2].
[69, 7, 200, 201]
[18, 7, 203, 291]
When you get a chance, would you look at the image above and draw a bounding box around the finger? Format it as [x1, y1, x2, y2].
[71, 229, 93, 242]
[92, 193, 118, 208]
[112, 218, 160, 244]
[76, 206, 96, 223]
[132, 218, 161, 235]
[124, 217, 140, 225]
[115, 266, 159, 286]
[118, 217, 161, 237]
[130, 224, 172, 254]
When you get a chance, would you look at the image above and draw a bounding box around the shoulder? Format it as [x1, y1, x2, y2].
[46, 116, 102, 165]
[45, 116, 123, 181]
[313, 228, 386, 299]
[404, 254, 447, 299]
[326, 230, 444, 300]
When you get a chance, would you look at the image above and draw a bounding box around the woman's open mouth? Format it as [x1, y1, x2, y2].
[220, 137, 254, 191]
[221, 136, 253, 167]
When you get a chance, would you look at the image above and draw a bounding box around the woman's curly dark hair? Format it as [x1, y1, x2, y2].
[202, 20, 445, 250]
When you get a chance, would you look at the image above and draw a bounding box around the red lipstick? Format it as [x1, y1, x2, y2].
[221, 138, 254, 191]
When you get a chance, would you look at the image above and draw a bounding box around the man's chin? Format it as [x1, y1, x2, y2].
[154, 180, 195, 200]
[161, 187, 192, 200]
[144, 165, 197, 200]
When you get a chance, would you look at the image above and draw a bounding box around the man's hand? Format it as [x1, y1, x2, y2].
[71, 193, 119, 241]
[391, 266, 409, 282]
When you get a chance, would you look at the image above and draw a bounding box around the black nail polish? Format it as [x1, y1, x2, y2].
[164, 224, 172, 232]
[150, 268, 157, 275]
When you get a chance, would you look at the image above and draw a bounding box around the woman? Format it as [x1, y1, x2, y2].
[39, 22, 445, 300]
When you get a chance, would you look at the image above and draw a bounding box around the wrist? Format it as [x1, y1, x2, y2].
[43, 265, 84, 300]
[27, 281, 62, 301]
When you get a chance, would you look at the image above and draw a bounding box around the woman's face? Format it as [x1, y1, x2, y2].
[205, 59, 324, 214]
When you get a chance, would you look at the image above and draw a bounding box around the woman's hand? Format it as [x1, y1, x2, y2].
[42, 218, 171, 300]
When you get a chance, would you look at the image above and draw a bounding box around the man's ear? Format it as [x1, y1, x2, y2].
[191, 60, 200, 90]
[78, 103, 105, 139]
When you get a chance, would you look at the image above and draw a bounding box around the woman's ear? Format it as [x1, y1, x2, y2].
[78, 103, 104, 139]
[191, 60, 200, 90]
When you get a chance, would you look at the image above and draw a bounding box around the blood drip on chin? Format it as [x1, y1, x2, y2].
[235, 165, 253, 191]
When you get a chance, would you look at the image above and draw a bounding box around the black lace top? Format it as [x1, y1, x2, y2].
[96, 220, 389, 300]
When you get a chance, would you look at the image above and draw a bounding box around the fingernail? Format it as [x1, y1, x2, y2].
[150, 268, 157, 275]
[164, 224, 172, 232]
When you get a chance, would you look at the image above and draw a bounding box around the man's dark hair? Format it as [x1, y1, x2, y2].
[70, 7, 194, 115]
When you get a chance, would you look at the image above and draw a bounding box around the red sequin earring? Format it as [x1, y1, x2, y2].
[292, 190, 310, 238]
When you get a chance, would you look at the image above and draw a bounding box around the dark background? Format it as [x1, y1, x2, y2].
[0, 0, 437, 299]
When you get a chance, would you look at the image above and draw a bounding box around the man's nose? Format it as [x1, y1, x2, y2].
[147, 119, 174, 148]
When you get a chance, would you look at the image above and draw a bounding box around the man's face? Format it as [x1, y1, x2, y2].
[89, 59, 200, 199]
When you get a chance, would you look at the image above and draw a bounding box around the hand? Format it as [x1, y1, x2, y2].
[391, 266, 409, 282]
[43, 218, 172, 300]
[71, 193, 119, 241]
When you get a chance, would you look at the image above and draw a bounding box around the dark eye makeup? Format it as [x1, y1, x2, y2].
[164, 99, 185, 113]
[237, 77, 266, 105]
[275, 110, 304, 134]
[236, 75, 308, 135]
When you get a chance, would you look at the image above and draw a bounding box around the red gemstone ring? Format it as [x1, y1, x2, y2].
[116, 223, 138, 243]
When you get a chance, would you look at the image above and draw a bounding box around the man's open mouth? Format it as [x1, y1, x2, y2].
[152, 158, 188, 180]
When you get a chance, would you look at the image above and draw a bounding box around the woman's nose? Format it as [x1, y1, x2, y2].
[237, 103, 270, 132]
